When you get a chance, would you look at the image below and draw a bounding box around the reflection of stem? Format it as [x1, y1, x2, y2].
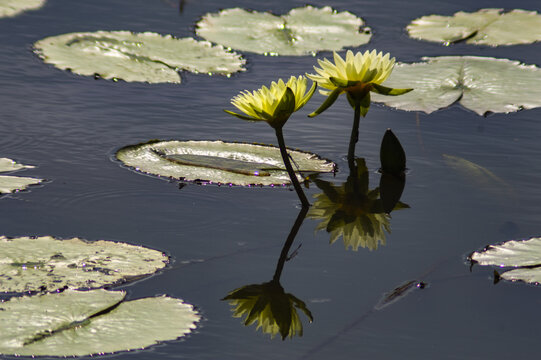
[275, 128, 310, 208]
[273, 206, 309, 282]
[347, 101, 361, 170]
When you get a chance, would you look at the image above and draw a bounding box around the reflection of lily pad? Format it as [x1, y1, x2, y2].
[0, 0, 45, 18]
[0, 289, 200, 356]
[33, 31, 245, 83]
[115, 140, 335, 186]
[0, 235, 168, 293]
[471, 237, 541, 284]
[371, 56, 541, 115]
[0, 158, 42, 194]
[196, 6, 371, 56]
[407, 9, 541, 46]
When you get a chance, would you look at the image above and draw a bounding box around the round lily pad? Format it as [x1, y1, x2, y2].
[0, 289, 200, 356]
[407, 8, 541, 46]
[371, 56, 541, 115]
[471, 237, 541, 284]
[0, 0, 44, 18]
[115, 140, 335, 186]
[0, 235, 169, 293]
[0, 158, 43, 194]
[33, 31, 246, 83]
[196, 6, 371, 56]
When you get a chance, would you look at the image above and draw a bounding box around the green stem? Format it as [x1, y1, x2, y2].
[275, 127, 310, 208]
[348, 101, 361, 170]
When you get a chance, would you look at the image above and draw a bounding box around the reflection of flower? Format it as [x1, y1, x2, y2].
[308, 158, 407, 251]
[225, 75, 316, 129]
[222, 280, 313, 339]
[307, 50, 411, 116]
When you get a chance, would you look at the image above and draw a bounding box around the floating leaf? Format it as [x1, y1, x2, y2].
[407, 8, 541, 46]
[0, 235, 168, 293]
[471, 237, 541, 284]
[0, 158, 42, 194]
[371, 56, 541, 115]
[0, 0, 44, 18]
[0, 289, 200, 356]
[196, 6, 371, 56]
[115, 140, 335, 186]
[33, 31, 245, 83]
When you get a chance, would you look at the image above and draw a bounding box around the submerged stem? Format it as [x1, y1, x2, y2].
[275, 128, 310, 208]
[348, 101, 361, 169]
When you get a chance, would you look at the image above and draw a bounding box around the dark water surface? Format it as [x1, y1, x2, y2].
[1, 0, 541, 359]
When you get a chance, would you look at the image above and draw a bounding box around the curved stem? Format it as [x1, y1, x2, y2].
[275, 127, 310, 208]
[348, 101, 361, 170]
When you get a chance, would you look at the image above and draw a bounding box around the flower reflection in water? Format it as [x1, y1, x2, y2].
[309, 157, 408, 251]
[222, 207, 313, 339]
[223, 279, 313, 339]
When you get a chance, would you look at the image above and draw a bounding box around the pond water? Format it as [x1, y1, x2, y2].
[1, 0, 541, 359]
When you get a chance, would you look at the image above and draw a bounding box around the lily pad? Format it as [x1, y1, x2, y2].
[371, 56, 541, 115]
[0, 235, 168, 293]
[115, 140, 335, 186]
[0, 158, 42, 194]
[0, 0, 44, 18]
[0, 289, 200, 356]
[471, 237, 541, 284]
[407, 8, 541, 46]
[196, 6, 371, 56]
[33, 31, 245, 83]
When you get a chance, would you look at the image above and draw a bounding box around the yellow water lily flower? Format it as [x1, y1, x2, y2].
[222, 280, 313, 340]
[307, 50, 412, 117]
[225, 75, 316, 130]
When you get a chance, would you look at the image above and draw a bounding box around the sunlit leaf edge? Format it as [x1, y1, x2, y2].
[115, 139, 336, 187]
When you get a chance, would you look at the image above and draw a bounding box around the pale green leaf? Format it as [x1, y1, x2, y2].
[0, 0, 44, 18]
[407, 8, 541, 46]
[0, 158, 42, 194]
[471, 237, 541, 284]
[0, 235, 168, 293]
[196, 6, 371, 56]
[116, 140, 335, 186]
[33, 31, 245, 83]
[0, 289, 200, 356]
[371, 56, 541, 115]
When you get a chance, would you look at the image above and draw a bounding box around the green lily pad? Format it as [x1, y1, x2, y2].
[196, 6, 371, 56]
[407, 8, 541, 46]
[371, 56, 541, 115]
[0, 0, 44, 18]
[33, 31, 245, 83]
[0, 235, 168, 293]
[0, 158, 42, 194]
[115, 140, 335, 186]
[471, 237, 541, 284]
[0, 289, 200, 356]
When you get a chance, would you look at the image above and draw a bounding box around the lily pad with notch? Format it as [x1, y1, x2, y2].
[0, 235, 169, 293]
[0, 289, 200, 356]
[470, 237, 541, 284]
[115, 140, 335, 186]
[407, 8, 541, 46]
[371, 56, 541, 115]
[33, 31, 245, 83]
[196, 6, 371, 56]
[0, 158, 43, 195]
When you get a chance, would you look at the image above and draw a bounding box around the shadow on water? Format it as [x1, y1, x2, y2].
[221, 129, 412, 342]
[308, 129, 409, 252]
[222, 206, 313, 340]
